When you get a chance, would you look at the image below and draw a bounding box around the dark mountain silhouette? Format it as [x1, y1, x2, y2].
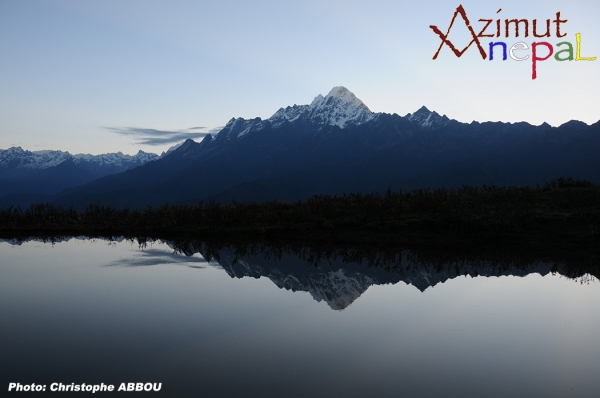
[2, 86, 599, 209]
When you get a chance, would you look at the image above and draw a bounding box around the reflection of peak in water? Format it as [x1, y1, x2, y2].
[169, 242, 597, 311]
[6, 237, 595, 311]
[214, 251, 383, 311]
[302, 269, 374, 311]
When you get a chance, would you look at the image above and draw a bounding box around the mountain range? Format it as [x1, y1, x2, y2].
[0, 147, 160, 203]
[1, 86, 599, 209]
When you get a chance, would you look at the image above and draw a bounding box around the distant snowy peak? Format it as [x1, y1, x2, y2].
[215, 117, 266, 142]
[269, 86, 375, 129]
[0, 147, 159, 172]
[73, 150, 159, 167]
[0, 147, 71, 170]
[133, 150, 160, 164]
[406, 106, 450, 129]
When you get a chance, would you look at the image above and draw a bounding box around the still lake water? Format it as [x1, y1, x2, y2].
[1, 238, 600, 397]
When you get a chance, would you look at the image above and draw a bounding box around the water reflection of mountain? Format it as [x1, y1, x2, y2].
[4, 237, 598, 311]
[214, 251, 394, 310]
[168, 241, 599, 311]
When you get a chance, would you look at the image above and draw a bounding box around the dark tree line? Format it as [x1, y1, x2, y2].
[1, 178, 599, 246]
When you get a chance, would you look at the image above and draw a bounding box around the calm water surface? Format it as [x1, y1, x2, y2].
[1, 238, 600, 397]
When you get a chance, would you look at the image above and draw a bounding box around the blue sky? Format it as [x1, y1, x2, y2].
[1, 0, 599, 154]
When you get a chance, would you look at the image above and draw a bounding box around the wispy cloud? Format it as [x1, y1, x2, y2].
[106, 249, 207, 268]
[106, 126, 216, 146]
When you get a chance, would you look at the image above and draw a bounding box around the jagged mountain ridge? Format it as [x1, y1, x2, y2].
[405, 106, 450, 129]
[0, 86, 466, 207]
[2, 86, 599, 209]
[211, 86, 378, 142]
[0, 147, 160, 200]
[0, 147, 159, 171]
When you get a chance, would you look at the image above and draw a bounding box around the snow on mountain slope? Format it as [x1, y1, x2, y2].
[160, 142, 186, 157]
[269, 104, 309, 126]
[305, 86, 375, 128]
[405, 106, 450, 129]
[0, 147, 72, 170]
[73, 150, 159, 167]
[215, 117, 267, 142]
[212, 86, 448, 144]
[0, 147, 159, 172]
[211, 86, 379, 143]
[270, 86, 375, 128]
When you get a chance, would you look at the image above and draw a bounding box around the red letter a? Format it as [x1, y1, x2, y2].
[430, 5, 487, 60]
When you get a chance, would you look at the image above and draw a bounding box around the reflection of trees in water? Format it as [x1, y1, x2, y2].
[567, 273, 597, 286]
[7, 234, 600, 285]
[174, 239, 600, 278]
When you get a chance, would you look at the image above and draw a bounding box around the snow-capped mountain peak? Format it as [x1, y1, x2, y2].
[310, 94, 324, 106]
[269, 86, 375, 129]
[208, 87, 452, 145]
[324, 86, 366, 107]
[305, 86, 374, 128]
[406, 106, 450, 129]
